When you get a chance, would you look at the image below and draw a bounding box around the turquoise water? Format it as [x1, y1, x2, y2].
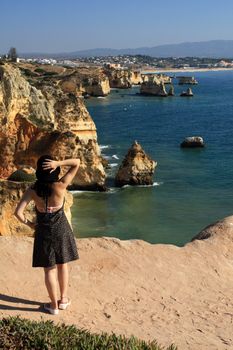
[71, 71, 233, 246]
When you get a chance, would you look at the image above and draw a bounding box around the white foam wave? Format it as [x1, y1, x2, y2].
[70, 190, 94, 194]
[122, 181, 163, 188]
[69, 182, 163, 195]
[100, 145, 110, 149]
[102, 155, 111, 160]
[97, 96, 106, 99]
[153, 181, 163, 186]
[112, 154, 119, 160]
[110, 163, 118, 167]
[138, 182, 163, 187]
[107, 187, 119, 193]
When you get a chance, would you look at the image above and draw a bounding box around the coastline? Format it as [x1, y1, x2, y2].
[141, 67, 233, 74]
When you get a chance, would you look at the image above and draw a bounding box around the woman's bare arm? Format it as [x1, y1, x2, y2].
[14, 187, 36, 229]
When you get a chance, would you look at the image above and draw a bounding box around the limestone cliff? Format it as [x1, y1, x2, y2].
[0, 63, 106, 189]
[58, 67, 110, 97]
[156, 73, 172, 84]
[0, 180, 73, 236]
[129, 71, 143, 85]
[104, 68, 132, 88]
[140, 74, 168, 96]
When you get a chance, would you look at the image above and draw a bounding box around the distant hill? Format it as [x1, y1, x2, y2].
[21, 40, 233, 59]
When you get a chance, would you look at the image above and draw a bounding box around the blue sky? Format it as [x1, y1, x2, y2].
[1, 0, 233, 53]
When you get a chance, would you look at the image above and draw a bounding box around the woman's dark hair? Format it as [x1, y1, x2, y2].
[32, 155, 61, 199]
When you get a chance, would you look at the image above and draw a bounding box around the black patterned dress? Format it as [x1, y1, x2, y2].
[32, 197, 79, 268]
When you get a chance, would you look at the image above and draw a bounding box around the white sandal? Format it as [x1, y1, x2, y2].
[58, 298, 71, 310]
[44, 303, 59, 315]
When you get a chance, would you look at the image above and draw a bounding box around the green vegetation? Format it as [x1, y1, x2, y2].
[28, 114, 47, 128]
[34, 67, 47, 73]
[0, 316, 177, 350]
[8, 169, 36, 182]
[34, 68, 57, 76]
[43, 71, 57, 76]
[20, 67, 38, 77]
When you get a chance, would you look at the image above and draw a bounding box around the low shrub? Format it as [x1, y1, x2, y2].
[8, 169, 36, 182]
[0, 316, 178, 350]
[34, 68, 47, 74]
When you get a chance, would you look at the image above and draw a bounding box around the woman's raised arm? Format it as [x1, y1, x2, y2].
[42, 158, 80, 188]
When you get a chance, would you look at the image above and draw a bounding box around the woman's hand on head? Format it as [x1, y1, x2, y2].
[42, 159, 59, 173]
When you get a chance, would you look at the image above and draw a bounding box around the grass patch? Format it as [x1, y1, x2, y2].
[0, 316, 177, 350]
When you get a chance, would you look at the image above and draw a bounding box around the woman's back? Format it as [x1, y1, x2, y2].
[31, 182, 66, 213]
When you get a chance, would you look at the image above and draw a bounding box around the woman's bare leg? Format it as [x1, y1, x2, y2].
[57, 263, 69, 302]
[44, 266, 58, 309]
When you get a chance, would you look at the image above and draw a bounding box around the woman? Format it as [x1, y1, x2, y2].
[14, 155, 80, 315]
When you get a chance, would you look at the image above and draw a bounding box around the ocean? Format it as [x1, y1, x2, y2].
[71, 71, 233, 246]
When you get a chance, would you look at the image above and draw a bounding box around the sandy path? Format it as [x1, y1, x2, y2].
[1, 217, 233, 349]
[141, 67, 233, 74]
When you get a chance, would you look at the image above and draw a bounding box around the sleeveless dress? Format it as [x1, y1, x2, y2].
[32, 197, 79, 268]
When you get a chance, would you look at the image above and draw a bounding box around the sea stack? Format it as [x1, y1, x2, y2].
[168, 85, 175, 96]
[180, 88, 193, 97]
[115, 141, 157, 187]
[180, 136, 205, 148]
[178, 76, 198, 85]
[140, 74, 168, 96]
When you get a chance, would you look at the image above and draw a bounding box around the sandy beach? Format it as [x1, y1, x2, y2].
[1, 215, 233, 350]
[141, 67, 233, 74]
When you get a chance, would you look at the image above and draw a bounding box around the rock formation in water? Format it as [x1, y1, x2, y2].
[58, 67, 111, 97]
[140, 74, 168, 96]
[180, 87, 194, 97]
[156, 73, 172, 84]
[130, 70, 143, 85]
[180, 136, 205, 148]
[115, 141, 157, 187]
[0, 180, 73, 236]
[104, 68, 132, 88]
[0, 63, 106, 190]
[178, 76, 198, 85]
[168, 85, 175, 96]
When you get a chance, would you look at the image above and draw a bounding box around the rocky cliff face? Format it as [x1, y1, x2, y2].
[58, 67, 110, 97]
[0, 180, 73, 236]
[0, 63, 106, 189]
[140, 75, 168, 96]
[129, 71, 143, 85]
[104, 68, 132, 88]
[115, 141, 157, 186]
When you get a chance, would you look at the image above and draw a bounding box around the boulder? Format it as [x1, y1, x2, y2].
[191, 215, 233, 242]
[180, 136, 205, 148]
[115, 141, 157, 187]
